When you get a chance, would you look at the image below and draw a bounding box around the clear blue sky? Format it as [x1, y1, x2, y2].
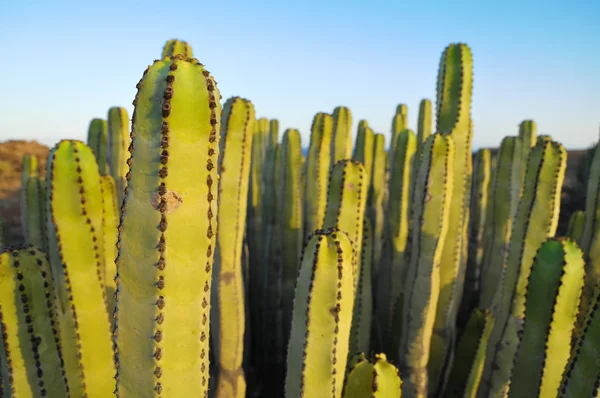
[1, 0, 599, 150]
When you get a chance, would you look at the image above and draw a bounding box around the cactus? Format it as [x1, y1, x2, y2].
[161, 39, 193, 58]
[100, 175, 119, 317]
[20, 154, 39, 187]
[210, 97, 255, 398]
[443, 308, 494, 397]
[428, 43, 474, 391]
[113, 55, 221, 397]
[107, 106, 130, 206]
[509, 238, 584, 398]
[353, 122, 375, 185]
[304, 112, 333, 239]
[567, 210, 585, 243]
[481, 138, 566, 397]
[20, 177, 47, 252]
[278, 128, 304, 345]
[397, 134, 454, 397]
[417, 99, 432, 151]
[478, 138, 517, 309]
[369, 133, 387, 275]
[46, 139, 114, 397]
[0, 246, 69, 397]
[87, 118, 109, 175]
[284, 228, 354, 398]
[342, 353, 402, 397]
[330, 106, 352, 166]
[378, 129, 416, 356]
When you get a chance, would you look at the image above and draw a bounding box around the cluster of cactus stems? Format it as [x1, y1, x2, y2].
[4, 37, 600, 398]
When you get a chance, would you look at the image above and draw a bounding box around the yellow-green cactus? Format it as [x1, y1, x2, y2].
[429, 43, 474, 390]
[397, 134, 454, 397]
[20, 177, 47, 252]
[331, 106, 352, 166]
[20, 154, 39, 188]
[87, 118, 109, 175]
[509, 238, 584, 398]
[342, 353, 402, 398]
[353, 122, 375, 185]
[390, 104, 409, 166]
[417, 99, 432, 150]
[0, 246, 68, 397]
[211, 97, 255, 398]
[369, 133, 387, 275]
[107, 106, 130, 206]
[304, 113, 333, 238]
[113, 55, 221, 397]
[161, 39, 193, 58]
[567, 210, 585, 243]
[46, 139, 114, 397]
[284, 228, 354, 398]
[100, 175, 119, 319]
[349, 218, 373, 356]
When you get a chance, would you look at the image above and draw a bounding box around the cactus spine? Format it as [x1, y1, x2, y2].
[100, 175, 119, 317]
[114, 55, 221, 397]
[342, 353, 402, 397]
[46, 139, 114, 397]
[397, 134, 454, 397]
[161, 39, 193, 58]
[0, 246, 68, 397]
[304, 113, 333, 238]
[509, 238, 584, 398]
[428, 43, 474, 390]
[87, 118, 109, 175]
[331, 106, 352, 166]
[284, 228, 354, 398]
[107, 106, 130, 206]
[211, 97, 255, 398]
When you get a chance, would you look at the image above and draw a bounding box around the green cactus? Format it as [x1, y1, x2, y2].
[113, 55, 222, 397]
[397, 134, 454, 397]
[304, 112, 333, 239]
[87, 118, 109, 175]
[481, 138, 566, 397]
[210, 97, 255, 398]
[458, 148, 491, 326]
[20, 154, 39, 188]
[509, 238, 584, 398]
[46, 139, 114, 397]
[100, 175, 119, 317]
[342, 353, 402, 397]
[478, 138, 517, 309]
[20, 177, 47, 252]
[284, 228, 354, 398]
[353, 122, 375, 184]
[269, 119, 279, 146]
[443, 308, 495, 397]
[428, 43, 474, 391]
[389, 104, 409, 170]
[161, 39, 193, 58]
[107, 106, 130, 206]
[278, 128, 304, 345]
[567, 210, 585, 243]
[378, 129, 416, 356]
[331, 106, 352, 166]
[369, 133, 387, 275]
[417, 99, 432, 150]
[0, 245, 69, 397]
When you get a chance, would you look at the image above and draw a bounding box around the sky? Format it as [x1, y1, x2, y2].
[1, 0, 599, 150]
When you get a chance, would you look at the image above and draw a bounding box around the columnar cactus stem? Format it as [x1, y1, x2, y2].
[87, 118, 109, 175]
[353, 122, 375, 184]
[46, 139, 114, 397]
[478, 138, 516, 309]
[349, 218, 373, 356]
[509, 238, 584, 398]
[284, 228, 354, 398]
[161, 39, 193, 58]
[21, 177, 47, 252]
[107, 106, 130, 206]
[342, 353, 402, 397]
[389, 104, 409, 171]
[428, 43, 474, 391]
[278, 128, 304, 346]
[0, 246, 68, 397]
[210, 97, 255, 398]
[369, 134, 387, 275]
[100, 175, 119, 317]
[417, 99, 432, 151]
[330, 106, 352, 166]
[567, 210, 585, 243]
[113, 55, 221, 397]
[304, 113, 333, 239]
[397, 134, 454, 397]
[20, 154, 39, 187]
[480, 138, 566, 397]
[443, 308, 494, 397]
